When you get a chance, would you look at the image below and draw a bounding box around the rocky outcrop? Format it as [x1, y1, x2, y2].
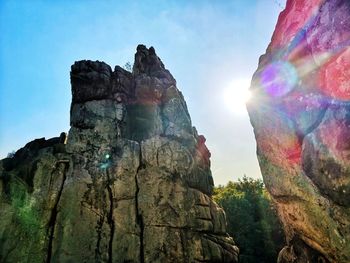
[0, 45, 238, 262]
[247, 1, 350, 262]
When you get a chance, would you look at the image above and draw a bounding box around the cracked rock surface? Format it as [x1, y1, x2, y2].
[0, 45, 238, 263]
[247, 1, 350, 262]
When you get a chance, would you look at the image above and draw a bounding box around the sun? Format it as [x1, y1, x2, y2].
[223, 78, 252, 115]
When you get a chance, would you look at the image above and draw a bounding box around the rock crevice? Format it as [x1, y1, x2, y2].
[46, 160, 69, 263]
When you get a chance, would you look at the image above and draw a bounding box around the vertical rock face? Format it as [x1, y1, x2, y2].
[0, 45, 238, 262]
[247, 1, 350, 262]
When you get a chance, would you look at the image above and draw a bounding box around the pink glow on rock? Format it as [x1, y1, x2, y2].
[248, 1, 350, 261]
[319, 109, 350, 163]
[318, 48, 350, 100]
[251, 0, 350, 170]
[255, 110, 302, 168]
[258, 132, 302, 168]
[269, 0, 323, 51]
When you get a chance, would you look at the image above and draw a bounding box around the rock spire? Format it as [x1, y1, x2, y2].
[0, 45, 239, 263]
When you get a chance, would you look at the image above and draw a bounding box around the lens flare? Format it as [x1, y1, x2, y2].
[260, 61, 298, 97]
[223, 78, 252, 115]
[100, 153, 111, 169]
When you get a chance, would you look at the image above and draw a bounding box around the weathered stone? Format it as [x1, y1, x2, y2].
[248, 0, 350, 262]
[0, 138, 69, 263]
[71, 60, 112, 103]
[0, 45, 238, 262]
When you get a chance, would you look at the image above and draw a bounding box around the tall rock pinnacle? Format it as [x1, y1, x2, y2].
[247, 1, 350, 262]
[0, 45, 239, 262]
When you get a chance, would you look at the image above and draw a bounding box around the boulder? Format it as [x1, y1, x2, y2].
[248, 1, 350, 262]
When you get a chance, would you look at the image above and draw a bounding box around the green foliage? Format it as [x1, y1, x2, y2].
[214, 176, 284, 263]
[6, 151, 15, 158]
[10, 181, 41, 237]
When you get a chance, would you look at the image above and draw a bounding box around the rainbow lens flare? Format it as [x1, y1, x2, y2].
[259, 61, 298, 97]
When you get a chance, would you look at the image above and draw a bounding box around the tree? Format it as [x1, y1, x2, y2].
[214, 176, 284, 263]
[7, 151, 15, 158]
[123, 62, 132, 72]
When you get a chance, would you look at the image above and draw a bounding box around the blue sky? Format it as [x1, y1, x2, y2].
[0, 0, 285, 185]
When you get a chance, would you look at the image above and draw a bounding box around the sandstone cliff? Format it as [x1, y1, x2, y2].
[0, 45, 239, 262]
[247, 0, 350, 262]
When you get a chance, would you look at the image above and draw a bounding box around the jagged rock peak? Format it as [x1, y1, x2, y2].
[248, 1, 350, 263]
[0, 45, 239, 262]
[70, 45, 177, 104]
[133, 44, 176, 83]
[133, 45, 164, 73]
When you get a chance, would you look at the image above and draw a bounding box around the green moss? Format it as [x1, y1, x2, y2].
[10, 181, 41, 237]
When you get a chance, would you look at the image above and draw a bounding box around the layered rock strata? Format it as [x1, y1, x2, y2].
[247, 1, 350, 262]
[0, 45, 239, 262]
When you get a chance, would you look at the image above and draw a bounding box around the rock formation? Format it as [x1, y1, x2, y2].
[247, 0, 350, 262]
[0, 45, 239, 262]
